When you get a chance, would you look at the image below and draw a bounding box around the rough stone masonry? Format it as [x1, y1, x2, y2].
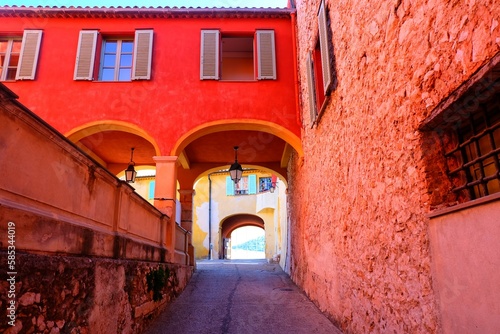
[289, 0, 499, 333]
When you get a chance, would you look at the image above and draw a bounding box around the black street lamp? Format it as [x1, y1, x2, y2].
[228, 146, 243, 184]
[125, 147, 137, 183]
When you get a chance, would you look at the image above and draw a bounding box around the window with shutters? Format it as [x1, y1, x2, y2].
[226, 174, 258, 196]
[74, 29, 153, 81]
[306, 0, 335, 126]
[99, 38, 134, 81]
[200, 30, 276, 81]
[0, 30, 42, 81]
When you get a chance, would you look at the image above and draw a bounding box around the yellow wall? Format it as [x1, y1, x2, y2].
[192, 171, 287, 261]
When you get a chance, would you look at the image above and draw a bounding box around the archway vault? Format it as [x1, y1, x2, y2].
[171, 119, 303, 171]
[65, 120, 161, 175]
[220, 214, 265, 240]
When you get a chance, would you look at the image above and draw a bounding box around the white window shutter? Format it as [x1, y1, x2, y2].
[200, 30, 220, 80]
[318, 0, 333, 93]
[74, 30, 98, 80]
[256, 30, 276, 80]
[16, 30, 43, 80]
[306, 52, 317, 125]
[132, 29, 153, 80]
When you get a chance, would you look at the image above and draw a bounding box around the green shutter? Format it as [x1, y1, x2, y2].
[306, 52, 317, 125]
[318, 0, 333, 93]
[226, 176, 234, 196]
[248, 175, 257, 194]
[148, 181, 155, 199]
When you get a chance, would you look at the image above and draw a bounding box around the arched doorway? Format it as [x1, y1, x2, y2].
[230, 226, 266, 259]
[220, 214, 265, 259]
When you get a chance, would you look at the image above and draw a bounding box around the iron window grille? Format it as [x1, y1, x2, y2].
[444, 100, 500, 200]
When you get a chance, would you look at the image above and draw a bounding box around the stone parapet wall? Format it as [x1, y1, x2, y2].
[291, 0, 499, 333]
[0, 252, 192, 334]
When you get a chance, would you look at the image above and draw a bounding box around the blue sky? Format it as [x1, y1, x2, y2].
[2, 0, 288, 7]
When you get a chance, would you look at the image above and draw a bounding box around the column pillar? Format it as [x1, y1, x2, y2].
[178, 189, 195, 232]
[179, 189, 195, 266]
[153, 156, 178, 262]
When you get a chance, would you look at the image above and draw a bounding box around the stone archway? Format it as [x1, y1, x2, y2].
[220, 214, 265, 259]
[65, 120, 161, 174]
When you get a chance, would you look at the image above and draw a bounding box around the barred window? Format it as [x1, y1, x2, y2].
[420, 58, 500, 208]
[445, 101, 500, 200]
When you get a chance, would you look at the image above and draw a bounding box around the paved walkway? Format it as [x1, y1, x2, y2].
[145, 259, 342, 334]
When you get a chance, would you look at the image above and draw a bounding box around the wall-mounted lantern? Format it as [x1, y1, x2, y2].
[229, 146, 243, 184]
[125, 147, 137, 183]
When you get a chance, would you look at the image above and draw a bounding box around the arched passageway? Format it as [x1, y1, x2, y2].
[220, 214, 265, 259]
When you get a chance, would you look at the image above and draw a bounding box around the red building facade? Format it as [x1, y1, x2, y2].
[1, 6, 302, 258]
[1, 6, 300, 183]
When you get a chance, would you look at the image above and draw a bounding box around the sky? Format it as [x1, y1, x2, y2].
[2, 0, 288, 7]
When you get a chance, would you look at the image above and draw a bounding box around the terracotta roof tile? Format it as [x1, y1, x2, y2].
[0, 5, 293, 18]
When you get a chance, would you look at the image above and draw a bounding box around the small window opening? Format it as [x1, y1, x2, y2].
[0, 38, 22, 81]
[421, 58, 500, 208]
[99, 38, 134, 81]
[445, 100, 500, 200]
[221, 35, 254, 81]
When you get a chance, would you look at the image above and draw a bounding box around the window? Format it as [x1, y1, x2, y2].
[99, 39, 133, 81]
[259, 177, 273, 192]
[226, 175, 257, 196]
[221, 35, 254, 80]
[0, 38, 21, 81]
[74, 29, 153, 81]
[306, 0, 335, 125]
[421, 59, 500, 207]
[444, 100, 500, 200]
[235, 176, 249, 195]
[200, 30, 276, 81]
[0, 30, 43, 81]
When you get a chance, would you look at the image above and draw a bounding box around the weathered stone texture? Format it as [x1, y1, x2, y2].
[0, 253, 192, 334]
[290, 0, 499, 333]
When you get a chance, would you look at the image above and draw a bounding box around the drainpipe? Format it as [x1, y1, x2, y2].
[208, 173, 212, 260]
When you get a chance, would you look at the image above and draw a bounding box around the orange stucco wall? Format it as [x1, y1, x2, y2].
[1, 12, 299, 156]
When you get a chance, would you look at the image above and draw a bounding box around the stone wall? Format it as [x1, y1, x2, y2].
[0, 252, 192, 334]
[290, 0, 499, 333]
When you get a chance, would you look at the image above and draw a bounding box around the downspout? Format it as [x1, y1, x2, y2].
[208, 173, 212, 260]
[290, 0, 302, 127]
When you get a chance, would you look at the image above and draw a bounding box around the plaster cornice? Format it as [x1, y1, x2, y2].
[0, 5, 293, 19]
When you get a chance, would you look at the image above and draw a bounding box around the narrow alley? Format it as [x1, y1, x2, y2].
[145, 260, 342, 334]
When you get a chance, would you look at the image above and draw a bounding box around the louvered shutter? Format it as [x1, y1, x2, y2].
[148, 181, 156, 199]
[256, 30, 276, 80]
[15, 30, 42, 80]
[132, 29, 153, 80]
[226, 176, 234, 195]
[74, 30, 98, 80]
[248, 175, 257, 194]
[306, 52, 317, 125]
[200, 30, 220, 80]
[318, 0, 333, 93]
